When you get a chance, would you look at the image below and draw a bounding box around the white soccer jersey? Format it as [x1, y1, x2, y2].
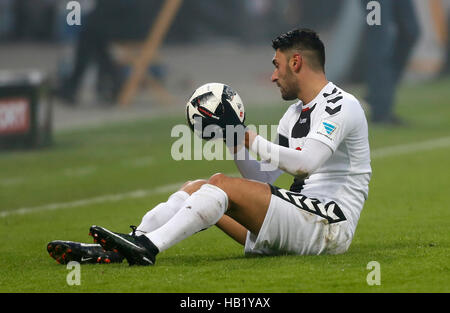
[276, 82, 372, 236]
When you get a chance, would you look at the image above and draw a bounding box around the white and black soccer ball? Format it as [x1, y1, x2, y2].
[186, 82, 245, 140]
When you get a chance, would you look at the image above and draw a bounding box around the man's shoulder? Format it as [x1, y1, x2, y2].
[315, 83, 364, 118]
[340, 90, 363, 109]
[333, 84, 363, 109]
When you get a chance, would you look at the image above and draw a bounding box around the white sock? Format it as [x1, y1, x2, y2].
[136, 190, 189, 234]
[145, 184, 228, 252]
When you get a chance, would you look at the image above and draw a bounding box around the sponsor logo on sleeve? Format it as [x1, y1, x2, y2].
[316, 119, 338, 140]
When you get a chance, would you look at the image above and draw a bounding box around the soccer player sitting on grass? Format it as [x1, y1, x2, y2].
[47, 28, 371, 266]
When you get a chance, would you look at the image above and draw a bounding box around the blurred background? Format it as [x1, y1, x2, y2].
[1, 1, 450, 292]
[0, 0, 448, 141]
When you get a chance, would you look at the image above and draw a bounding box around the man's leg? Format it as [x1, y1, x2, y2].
[215, 215, 248, 246]
[90, 173, 270, 265]
[138, 178, 250, 246]
[47, 180, 208, 265]
[63, 19, 97, 99]
[209, 173, 271, 236]
[144, 173, 271, 253]
[135, 179, 207, 234]
[363, 0, 397, 122]
[391, 0, 420, 85]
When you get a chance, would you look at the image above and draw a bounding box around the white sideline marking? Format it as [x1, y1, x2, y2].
[63, 166, 96, 177]
[371, 136, 450, 159]
[0, 183, 182, 218]
[0, 156, 154, 188]
[122, 156, 154, 168]
[1, 136, 450, 218]
[0, 177, 25, 187]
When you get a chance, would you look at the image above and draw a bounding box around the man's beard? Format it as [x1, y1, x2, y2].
[280, 81, 298, 101]
[281, 88, 298, 101]
[279, 69, 298, 101]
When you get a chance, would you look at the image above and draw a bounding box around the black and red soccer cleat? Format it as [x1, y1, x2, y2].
[46, 240, 124, 265]
[89, 225, 159, 266]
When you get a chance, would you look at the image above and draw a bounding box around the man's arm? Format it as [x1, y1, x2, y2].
[231, 144, 284, 184]
[245, 130, 332, 177]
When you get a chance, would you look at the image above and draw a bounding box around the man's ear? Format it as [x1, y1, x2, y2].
[291, 53, 302, 72]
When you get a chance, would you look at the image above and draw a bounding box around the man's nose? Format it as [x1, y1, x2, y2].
[271, 71, 278, 83]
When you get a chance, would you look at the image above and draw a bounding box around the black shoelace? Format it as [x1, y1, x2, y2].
[130, 225, 147, 237]
[129, 225, 138, 237]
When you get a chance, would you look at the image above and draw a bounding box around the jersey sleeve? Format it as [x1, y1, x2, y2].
[306, 96, 360, 152]
[231, 104, 297, 183]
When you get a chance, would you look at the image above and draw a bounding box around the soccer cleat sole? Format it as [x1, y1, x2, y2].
[89, 225, 154, 266]
[46, 241, 116, 265]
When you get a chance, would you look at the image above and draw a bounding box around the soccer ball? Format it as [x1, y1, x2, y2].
[186, 83, 245, 140]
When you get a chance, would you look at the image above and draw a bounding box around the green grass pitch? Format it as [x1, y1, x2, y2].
[0, 78, 449, 293]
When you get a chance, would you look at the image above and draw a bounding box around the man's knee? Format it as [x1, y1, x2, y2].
[180, 179, 207, 195]
[207, 173, 229, 188]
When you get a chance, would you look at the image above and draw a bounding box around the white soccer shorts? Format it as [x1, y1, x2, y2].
[244, 185, 353, 256]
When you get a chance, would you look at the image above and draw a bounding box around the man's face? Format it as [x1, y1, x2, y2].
[271, 49, 299, 101]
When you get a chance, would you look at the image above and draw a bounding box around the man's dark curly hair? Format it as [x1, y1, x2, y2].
[272, 28, 325, 72]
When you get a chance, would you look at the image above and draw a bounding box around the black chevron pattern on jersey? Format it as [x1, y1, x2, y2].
[325, 105, 342, 115]
[322, 87, 338, 98]
[327, 96, 343, 104]
[323, 87, 343, 107]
